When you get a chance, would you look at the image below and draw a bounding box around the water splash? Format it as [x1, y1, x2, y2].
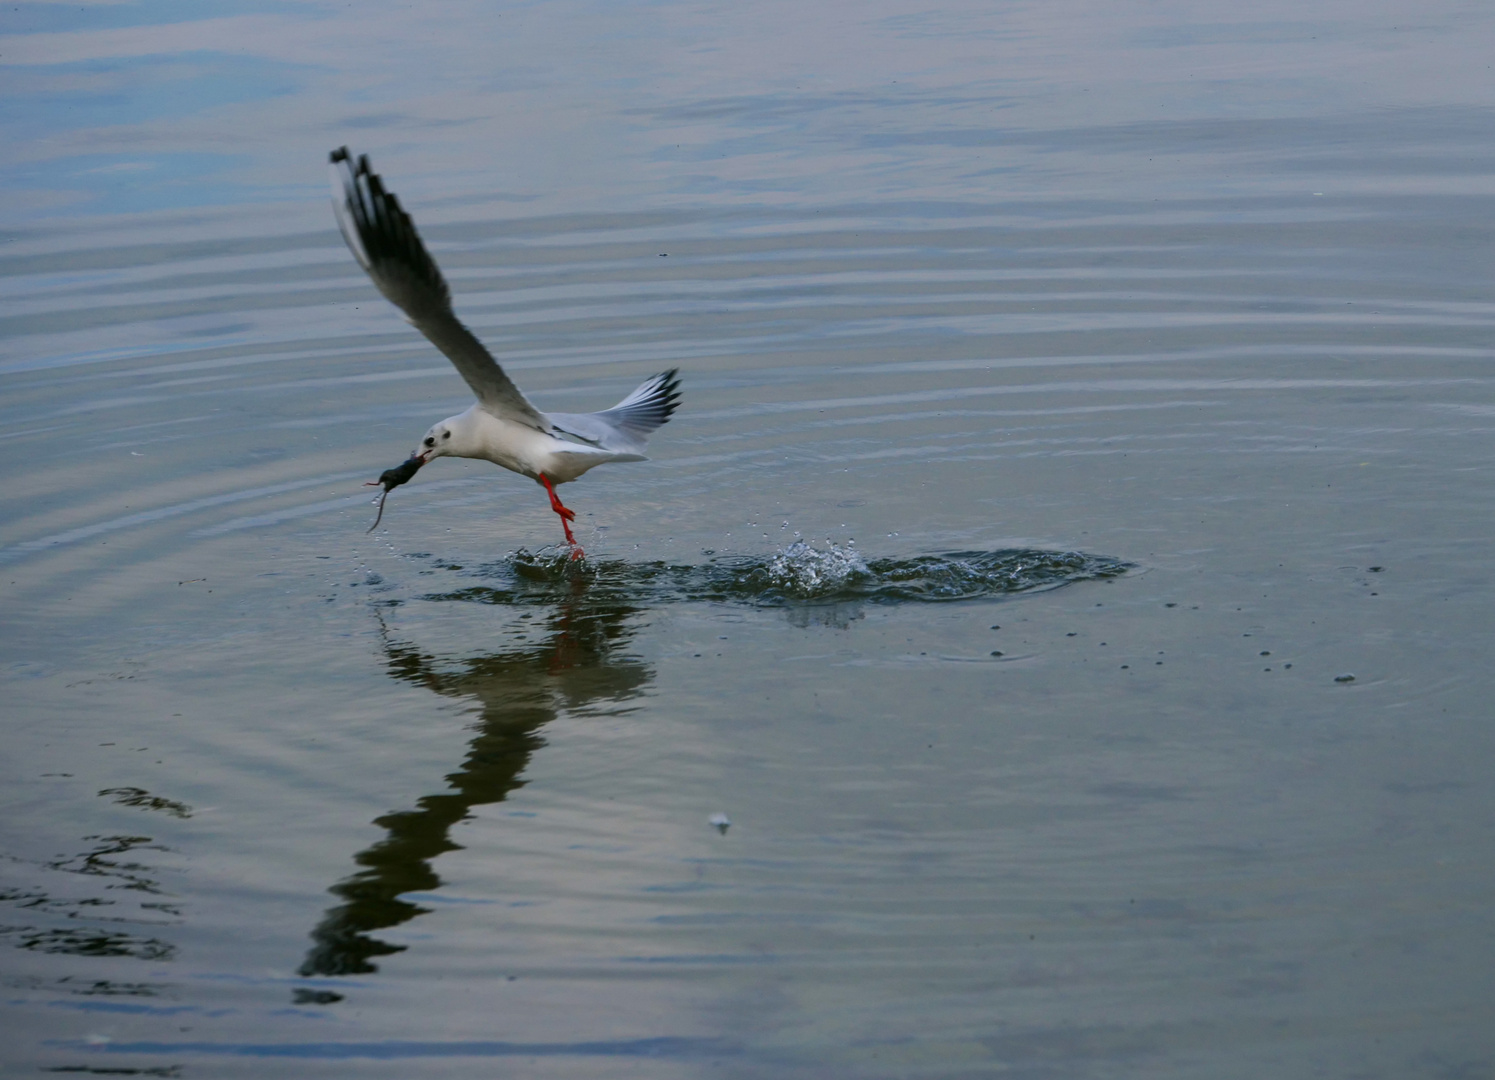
[419, 542, 1128, 608]
[755, 540, 870, 599]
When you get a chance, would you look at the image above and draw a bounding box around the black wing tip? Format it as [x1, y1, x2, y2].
[329, 146, 375, 184]
[651, 368, 683, 421]
[328, 149, 449, 303]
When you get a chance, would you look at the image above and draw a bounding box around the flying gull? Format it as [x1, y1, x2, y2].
[329, 147, 681, 556]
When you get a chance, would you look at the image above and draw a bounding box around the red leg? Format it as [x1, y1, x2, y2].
[539, 474, 583, 558]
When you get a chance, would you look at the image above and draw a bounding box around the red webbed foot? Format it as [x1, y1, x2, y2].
[539, 474, 584, 557]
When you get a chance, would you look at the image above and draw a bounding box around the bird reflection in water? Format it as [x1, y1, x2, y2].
[298, 584, 649, 979]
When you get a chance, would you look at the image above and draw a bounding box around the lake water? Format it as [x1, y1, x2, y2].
[4, 1, 1495, 1076]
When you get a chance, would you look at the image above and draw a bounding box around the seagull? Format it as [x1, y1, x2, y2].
[329, 147, 681, 556]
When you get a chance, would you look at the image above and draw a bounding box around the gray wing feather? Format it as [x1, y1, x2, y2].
[329, 148, 549, 432]
[547, 369, 681, 455]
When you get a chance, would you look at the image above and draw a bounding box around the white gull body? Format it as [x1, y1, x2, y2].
[329, 147, 681, 549]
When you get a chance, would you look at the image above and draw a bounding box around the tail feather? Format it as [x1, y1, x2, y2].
[546, 369, 681, 454]
[598, 368, 681, 437]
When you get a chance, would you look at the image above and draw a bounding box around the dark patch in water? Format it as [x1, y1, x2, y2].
[4, 926, 173, 961]
[46, 1068, 182, 1077]
[46, 835, 172, 895]
[0, 836, 180, 964]
[422, 544, 1129, 609]
[99, 788, 192, 820]
[59, 978, 166, 998]
[52, 1036, 733, 1061]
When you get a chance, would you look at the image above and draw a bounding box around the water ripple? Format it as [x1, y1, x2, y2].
[422, 541, 1129, 607]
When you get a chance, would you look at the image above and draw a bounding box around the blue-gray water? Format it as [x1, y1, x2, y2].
[4, 2, 1495, 1076]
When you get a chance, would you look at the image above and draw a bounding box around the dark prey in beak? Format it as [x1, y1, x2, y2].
[365, 455, 425, 533]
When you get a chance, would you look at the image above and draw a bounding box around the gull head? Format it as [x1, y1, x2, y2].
[415, 416, 461, 463]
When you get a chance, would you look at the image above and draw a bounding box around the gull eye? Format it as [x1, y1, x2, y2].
[423, 437, 436, 448]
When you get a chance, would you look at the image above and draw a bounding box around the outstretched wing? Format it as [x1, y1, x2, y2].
[547, 369, 682, 455]
[329, 147, 549, 432]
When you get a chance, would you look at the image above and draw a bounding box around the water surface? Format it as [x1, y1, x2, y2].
[4, 1, 1495, 1076]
